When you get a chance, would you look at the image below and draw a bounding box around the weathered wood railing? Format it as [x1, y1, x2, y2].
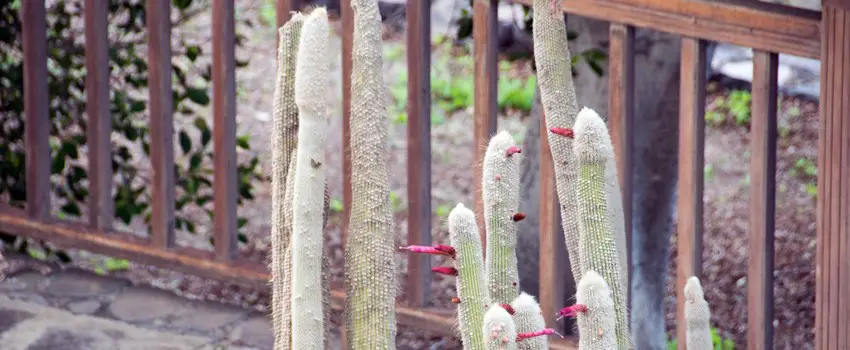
[4, 0, 849, 349]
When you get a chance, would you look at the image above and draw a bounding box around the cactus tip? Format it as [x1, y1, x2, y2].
[431, 266, 459, 276]
[549, 127, 574, 138]
[685, 276, 705, 301]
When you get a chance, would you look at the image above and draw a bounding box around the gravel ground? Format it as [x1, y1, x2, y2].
[17, 1, 821, 349]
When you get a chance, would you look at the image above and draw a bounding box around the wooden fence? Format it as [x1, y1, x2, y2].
[2, 0, 849, 349]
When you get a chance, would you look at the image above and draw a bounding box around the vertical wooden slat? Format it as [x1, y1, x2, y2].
[538, 110, 567, 333]
[675, 37, 707, 350]
[406, 0, 432, 308]
[472, 0, 499, 251]
[747, 50, 778, 350]
[21, 0, 50, 221]
[817, 4, 850, 349]
[340, 0, 353, 347]
[84, 0, 114, 231]
[146, 0, 176, 248]
[607, 23, 635, 306]
[212, 0, 238, 261]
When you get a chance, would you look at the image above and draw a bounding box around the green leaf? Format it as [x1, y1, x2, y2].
[179, 130, 191, 154]
[104, 257, 130, 271]
[190, 153, 202, 170]
[236, 135, 250, 150]
[186, 45, 201, 62]
[61, 202, 81, 216]
[185, 87, 210, 106]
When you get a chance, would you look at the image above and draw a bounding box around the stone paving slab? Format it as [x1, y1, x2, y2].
[0, 264, 341, 349]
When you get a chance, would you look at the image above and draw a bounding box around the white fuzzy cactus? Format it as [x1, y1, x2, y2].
[576, 271, 616, 350]
[511, 293, 548, 350]
[289, 8, 330, 350]
[483, 304, 518, 350]
[684, 276, 713, 350]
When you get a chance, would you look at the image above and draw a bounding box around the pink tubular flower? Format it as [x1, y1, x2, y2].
[557, 304, 587, 320]
[549, 127, 574, 138]
[499, 304, 515, 315]
[506, 146, 522, 157]
[431, 266, 459, 276]
[399, 244, 456, 258]
[516, 328, 563, 342]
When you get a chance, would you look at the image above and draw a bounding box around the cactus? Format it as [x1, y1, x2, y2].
[576, 271, 617, 350]
[572, 108, 630, 348]
[343, 0, 397, 348]
[684, 276, 712, 350]
[483, 131, 523, 304]
[483, 304, 518, 350]
[511, 293, 548, 350]
[531, 0, 584, 284]
[269, 13, 303, 349]
[289, 8, 330, 349]
[448, 203, 490, 349]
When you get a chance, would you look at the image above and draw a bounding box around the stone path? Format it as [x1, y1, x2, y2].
[0, 265, 341, 350]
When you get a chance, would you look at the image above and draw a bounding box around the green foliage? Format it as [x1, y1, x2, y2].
[705, 90, 753, 127]
[0, 0, 262, 258]
[666, 327, 736, 350]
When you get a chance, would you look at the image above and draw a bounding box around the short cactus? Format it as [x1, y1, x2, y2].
[483, 304, 518, 350]
[511, 293, 548, 350]
[576, 271, 617, 350]
[684, 276, 712, 350]
[343, 0, 397, 348]
[289, 7, 330, 349]
[483, 131, 523, 304]
[449, 203, 489, 349]
[572, 108, 630, 348]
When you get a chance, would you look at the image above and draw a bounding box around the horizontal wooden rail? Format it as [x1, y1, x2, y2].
[510, 0, 820, 58]
[0, 206, 577, 348]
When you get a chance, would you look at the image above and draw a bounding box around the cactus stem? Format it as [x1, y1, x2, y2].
[499, 304, 516, 315]
[512, 213, 526, 222]
[549, 127, 574, 138]
[556, 304, 587, 320]
[505, 146, 522, 157]
[451, 297, 461, 304]
[431, 266, 459, 276]
[516, 328, 562, 342]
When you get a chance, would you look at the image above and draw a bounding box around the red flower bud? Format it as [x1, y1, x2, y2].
[431, 266, 458, 276]
[451, 297, 461, 304]
[516, 328, 562, 342]
[556, 304, 587, 320]
[434, 244, 456, 259]
[506, 146, 522, 157]
[499, 304, 515, 315]
[549, 127, 574, 138]
[512, 212, 526, 222]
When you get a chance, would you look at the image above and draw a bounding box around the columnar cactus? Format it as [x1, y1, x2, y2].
[572, 108, 630, 348]
[269, 13, 303, 350]
[483, 131, 523, 304]
[511, 293, 548, 350]
[483, 304, 518, 350]
[289, 8, 330, 349]
[343, 0, 397, 348]
[576, 271, 617, 350]
[448, 203, 489, 349]
[531, 0, 584, 284]
[684, 276, 713, 350]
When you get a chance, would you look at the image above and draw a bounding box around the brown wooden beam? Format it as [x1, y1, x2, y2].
[473, 0, 499, 251]
[816, 4, 850, 349]
[511, 0, 820, 58]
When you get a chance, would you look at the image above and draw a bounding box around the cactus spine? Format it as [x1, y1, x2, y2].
[573, 108, 630, 348]
[483, 304, 518, 350]
[511, 293, 548, 350]
[684, 276, 712, 350]
[450, 203, 490, 350]
[289, 8, 330, 349]
[483, 131, 522, 304]
[531, 0, 584, 283]
[343, 0, 397, 348]
[577, 271, 617, 350]
[270, 13, 303, 350]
